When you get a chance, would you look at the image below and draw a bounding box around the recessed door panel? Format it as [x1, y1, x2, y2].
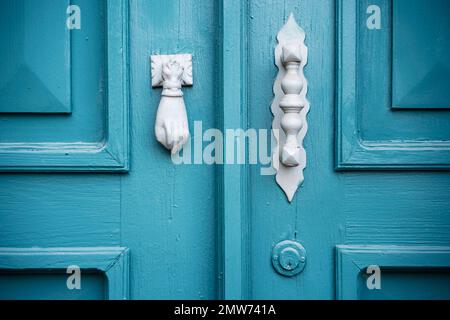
[336, 0, 450, 169]
[0, 0, 71, 113]
[0, 0, 128, 171]
[0, 271, 106, 300]
[393, 0, 450, 109]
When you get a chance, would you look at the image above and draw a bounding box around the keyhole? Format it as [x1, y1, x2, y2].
[280, 247, 301, 271]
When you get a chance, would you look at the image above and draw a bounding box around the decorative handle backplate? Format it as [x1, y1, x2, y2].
[271, 14, 310, 202]
[151, 54, 193, 155]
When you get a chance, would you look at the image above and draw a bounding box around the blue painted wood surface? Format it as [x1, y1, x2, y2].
[0, 0, 71, 113]
[247, 0, 450, 299]
[121, 0, 219, 299]
[336, 246, 450, 300]
[0, 0, 449, 300]
[218, 0, 250, 300]
[0, 272, 106, 300]
[0, 248, 129, 300]
[336, 0, 450, 169]
[0, 0, 129, 171]
[393, 0, 450, 109]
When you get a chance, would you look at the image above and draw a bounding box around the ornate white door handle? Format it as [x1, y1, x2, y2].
[151, 54, 193, 155]
[271, 14, 310, 202]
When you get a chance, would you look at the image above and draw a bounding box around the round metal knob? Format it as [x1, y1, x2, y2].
[272, 240, 306, 277]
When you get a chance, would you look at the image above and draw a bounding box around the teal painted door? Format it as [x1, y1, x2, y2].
[0, 0, 450, 300]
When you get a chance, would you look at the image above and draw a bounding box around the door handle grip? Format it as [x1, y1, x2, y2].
[279, 43, 305, 167]
[271, 14, 310, 202]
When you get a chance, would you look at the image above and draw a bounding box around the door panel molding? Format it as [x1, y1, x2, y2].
[336, 0, 450, 170]
[218, 0, 251, 300]
[0, 247, 130, 300]
[336, 245, 450, 300]
[0, 0, 129, 172]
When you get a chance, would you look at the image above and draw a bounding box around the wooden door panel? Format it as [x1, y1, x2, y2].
[0, 0, 128, 172]
[337, 0, 450, 169]
[0, 272, 106, 300]
[0, 0, 449, 301]
[0, 0, 71, 113]
[393, 0, 450, 109]
[0, 248, 129, 300]
[336, 246, 450, 300]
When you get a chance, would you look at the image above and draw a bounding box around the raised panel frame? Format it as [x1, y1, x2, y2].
[0, 0, 129, 172]
[0, 247, 130, 300]
[336, 0, 450, 170]
[336, 245, 450, 300]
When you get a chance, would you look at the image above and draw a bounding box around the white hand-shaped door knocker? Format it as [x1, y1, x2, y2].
[151, 54, 193, 155]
